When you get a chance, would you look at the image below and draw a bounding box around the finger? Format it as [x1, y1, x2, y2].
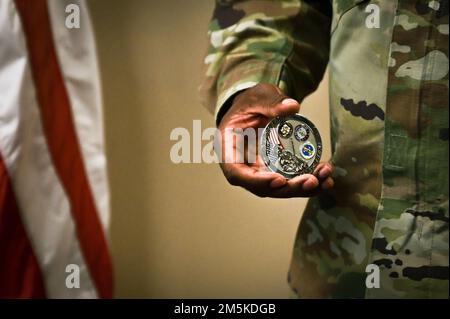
[242, 97, 300, 121]
[269, 174, 321, 198]
[313, 162, 334, 180]
[288, 174, 319, 192]
[321, 177, 334, 190]
[221, 163, 287, 192]
[264, 98, 301, 119]
[313, 163, 335, 191]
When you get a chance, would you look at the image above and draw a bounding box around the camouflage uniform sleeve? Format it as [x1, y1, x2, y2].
[199, 0, 332, 124]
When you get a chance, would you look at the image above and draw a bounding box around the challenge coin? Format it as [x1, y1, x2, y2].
[260, 114, 322, 178]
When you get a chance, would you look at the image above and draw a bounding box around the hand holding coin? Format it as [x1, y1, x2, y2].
[217, 83, 334, 198]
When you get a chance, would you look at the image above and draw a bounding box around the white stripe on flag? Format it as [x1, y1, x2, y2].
[47, 0, 110, 232]
[0, 0, 97, 298]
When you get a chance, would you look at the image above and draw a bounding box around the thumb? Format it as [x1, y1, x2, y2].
[266, 97, 300, 118]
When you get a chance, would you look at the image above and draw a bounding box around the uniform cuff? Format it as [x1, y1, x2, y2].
[214, 58, 286, 125]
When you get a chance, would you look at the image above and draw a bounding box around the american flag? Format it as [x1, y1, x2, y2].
[268, 127, 284, 149]
[266, 127, 284, 164]
[0, 0, 112, 298]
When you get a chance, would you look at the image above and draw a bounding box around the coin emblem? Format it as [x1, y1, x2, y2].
[300, 142, 316, 160]
[260, 114, 322, 178]
[278, 121, 293, 138]
[294, 124, 310, 141]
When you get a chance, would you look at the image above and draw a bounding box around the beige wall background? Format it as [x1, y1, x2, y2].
[88, 0, 330, 298]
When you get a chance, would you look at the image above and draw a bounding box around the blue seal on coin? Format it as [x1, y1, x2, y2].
[301, 142, 315, 160]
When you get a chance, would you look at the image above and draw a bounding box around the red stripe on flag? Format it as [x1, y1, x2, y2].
[14, 0, 113, 298]
[0, 153, 47, 298]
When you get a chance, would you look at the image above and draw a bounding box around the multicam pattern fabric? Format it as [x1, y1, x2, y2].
[200, 0, 449, 298]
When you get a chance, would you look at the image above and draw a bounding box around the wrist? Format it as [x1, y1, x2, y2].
[216, 89, 248, 127]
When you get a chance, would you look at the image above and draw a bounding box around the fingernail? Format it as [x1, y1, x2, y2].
[270, 178, 286, 188]
[281, 98, 299, 106]
[302, 179, 317, 191]
[319, 167, 331, 179]
[322, 179, 334, 190]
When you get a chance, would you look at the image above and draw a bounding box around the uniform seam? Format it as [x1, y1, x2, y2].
[330, 0, 371, 36]
[423, 5, 439, 299]
[428, 220, 435, 298]
[364, 0, 399, 299]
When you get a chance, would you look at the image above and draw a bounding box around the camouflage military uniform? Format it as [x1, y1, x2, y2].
[200, 0, 449, 298]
